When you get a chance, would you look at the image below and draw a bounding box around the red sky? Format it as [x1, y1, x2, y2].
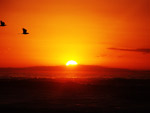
[0, 0, 150, 69]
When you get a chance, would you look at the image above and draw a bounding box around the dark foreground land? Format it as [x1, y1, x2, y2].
[0, 78, 150, 113]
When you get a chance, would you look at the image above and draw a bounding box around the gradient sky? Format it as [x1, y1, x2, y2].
[0, 0, 150, 69]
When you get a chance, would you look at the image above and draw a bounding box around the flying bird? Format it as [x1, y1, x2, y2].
[0, 21, 6, 26]
[22, 28, 29, 34]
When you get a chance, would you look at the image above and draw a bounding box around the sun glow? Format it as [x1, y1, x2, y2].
[66, 60, 78, 66]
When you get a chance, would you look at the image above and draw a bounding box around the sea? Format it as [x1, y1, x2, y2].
[0, 67, 150, 113]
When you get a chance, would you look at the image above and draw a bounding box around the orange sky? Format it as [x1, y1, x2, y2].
[0, 0, 150, 69]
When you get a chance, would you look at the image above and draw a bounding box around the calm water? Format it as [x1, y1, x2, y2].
[0, 69, 150, 113]
[0, 67, 149, 79]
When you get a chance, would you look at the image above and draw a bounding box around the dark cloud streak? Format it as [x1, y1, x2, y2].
[108, 48, 150, 54]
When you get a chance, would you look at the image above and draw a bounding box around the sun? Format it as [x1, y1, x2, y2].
[66, 60, 78, 66]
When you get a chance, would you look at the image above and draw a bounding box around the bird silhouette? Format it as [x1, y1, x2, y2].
[0, 21, 6, 26]
[22, 28, 29, 34]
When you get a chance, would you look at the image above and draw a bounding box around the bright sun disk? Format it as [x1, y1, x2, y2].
[66, 60, 78, 66]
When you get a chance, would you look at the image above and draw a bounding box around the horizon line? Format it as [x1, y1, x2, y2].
[0, 65, 150, 71]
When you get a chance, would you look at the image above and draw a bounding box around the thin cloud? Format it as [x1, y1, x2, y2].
[108, 48, 150, 54]
[96, 54, 108, 58]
